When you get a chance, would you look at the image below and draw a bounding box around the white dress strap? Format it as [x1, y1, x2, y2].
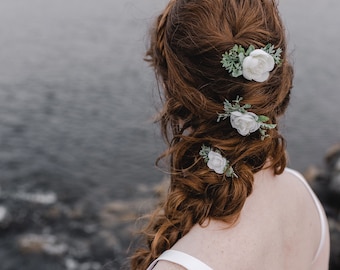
[146, 250, 213, 270]
[284, 168, 327, 263]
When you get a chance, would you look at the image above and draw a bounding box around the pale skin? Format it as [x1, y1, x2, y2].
[152, 167, 330, 270]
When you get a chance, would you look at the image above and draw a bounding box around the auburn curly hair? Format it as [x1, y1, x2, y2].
[131, 0, 293, 269]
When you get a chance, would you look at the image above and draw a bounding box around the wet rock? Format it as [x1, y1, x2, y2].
[97, 230, 122, 252]
[67, 239, 91, 260]
[0, 205, 12, 229]
[99, 199, 155, 228]
[325, 143, 340, 165]
[303, 165, 321, 184]
[65, 258, 78, 270]
[0, 185, 129, 269]
[329, 218, 340, 269]
[18, 233, 68, 256]
[67, 203, 87, 220]
[306, 151, 340, 216]
[64, 257, 101, 270]
[42, 205, 62, 220]
[305, 143, 340, 269]
[99, 201, 135, 228]
[326, 143, 340, 195]
[69, 221, 98, 236]
[0, 205, 8, 223]
[12, 191, 57, 205]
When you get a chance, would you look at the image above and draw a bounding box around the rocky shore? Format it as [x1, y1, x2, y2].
[305, 143, 340, 269]
[0, 181, 160, 270]
[0, 145, 339, 270]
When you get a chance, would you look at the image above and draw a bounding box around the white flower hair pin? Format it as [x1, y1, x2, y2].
[199, 145, 237, 178]
[217, 96, 276, 140]
[221, 44, 282, 82]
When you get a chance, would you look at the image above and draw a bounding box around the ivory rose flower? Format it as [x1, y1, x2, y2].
[207, 151, 227, 174]
[242, 49, 275, 82]
[230, 111, 261, 136]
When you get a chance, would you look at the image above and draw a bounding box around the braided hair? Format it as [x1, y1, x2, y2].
[131, 1, 293, 269]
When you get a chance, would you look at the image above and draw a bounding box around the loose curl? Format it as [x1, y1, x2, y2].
[131, 0, 293, 269]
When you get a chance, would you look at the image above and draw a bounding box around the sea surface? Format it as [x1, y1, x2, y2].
[0, 0, 339, 229]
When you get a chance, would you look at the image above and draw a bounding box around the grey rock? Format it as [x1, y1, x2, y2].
[18, 233, 68, 256]
[0, 205, 8, 223]
[306, 143, 340, 269]
[12, 191, 57, 205]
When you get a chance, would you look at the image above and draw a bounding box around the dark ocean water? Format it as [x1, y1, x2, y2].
[0, 0, 339, 215]
[0, 0, 165, 205]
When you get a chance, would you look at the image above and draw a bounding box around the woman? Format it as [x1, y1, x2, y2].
[131, 0, 330, 269]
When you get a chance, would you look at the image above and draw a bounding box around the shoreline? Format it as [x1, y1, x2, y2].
[0, 144, 339, 270]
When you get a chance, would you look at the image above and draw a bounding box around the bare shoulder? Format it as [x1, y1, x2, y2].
[275, 168, 323, 251]
[152, 260, 186, 270]
[271, 168, 321, 220]
[277, 168, 318, 205]
[167, 168, 324, 269]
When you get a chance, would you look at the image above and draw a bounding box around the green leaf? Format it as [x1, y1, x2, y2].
[199, 145, 211, 163]
[261, 43, 282, 65]
[262, 123, 277, 130]
[225, 165, 238, 179]
[232, 69, 243, 77]
[245, 45, 255, 56]
[258, 115, 269, 123]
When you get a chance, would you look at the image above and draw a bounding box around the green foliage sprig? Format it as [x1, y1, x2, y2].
[217, 96, 277, 140]
[199, 145, 237, 178]
[220, 44, 282, 78]
[261, 44, 283, 65]
[217, 96, 251, 122]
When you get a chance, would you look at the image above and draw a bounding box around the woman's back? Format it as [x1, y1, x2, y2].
[131, 1, 330, 269]
[152, 168, 329, 270]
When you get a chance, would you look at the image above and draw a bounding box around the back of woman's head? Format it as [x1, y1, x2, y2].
[131, 0, 293, 268]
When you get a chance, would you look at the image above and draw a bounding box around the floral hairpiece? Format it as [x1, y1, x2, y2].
[199, 145, 237, 178]
[221, 44, 282, 82]
[217, 96, 276, 140]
